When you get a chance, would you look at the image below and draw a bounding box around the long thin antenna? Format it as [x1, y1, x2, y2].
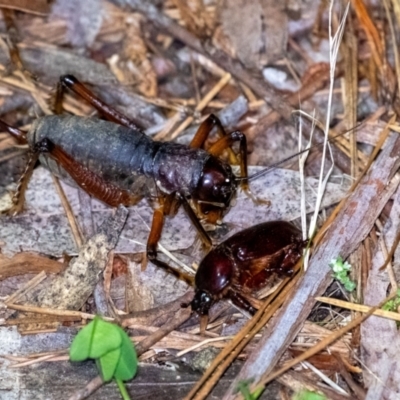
[237, 121, 363, 183]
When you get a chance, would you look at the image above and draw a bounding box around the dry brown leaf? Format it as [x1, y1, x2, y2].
[0, 0, 49, 15]
[0, 253, 64, 280]
[170, 0, 213, 38]
[214, 0, 288, 69]
[112, 14, 158, 97]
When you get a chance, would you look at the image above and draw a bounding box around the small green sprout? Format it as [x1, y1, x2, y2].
[70, 316, 137, 400]
[382, 289, 400, 312]
[329, 256, 356, 292]
[293, 389, 327, 400]
[236, 379, 263, 400]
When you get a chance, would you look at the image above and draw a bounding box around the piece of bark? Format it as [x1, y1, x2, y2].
[28, 206, 128, 311]
[361, 180, 400, 399]
[216, 0, 287, 68]
[121, 290, 194, 327]
[223, 132, 400, 398]
[0, 45, 166, 128]
[21, 360, 264, 400]
[0, 0, 50, 15]
[51, 0, 103, 48]
[0, 253, 64, 280]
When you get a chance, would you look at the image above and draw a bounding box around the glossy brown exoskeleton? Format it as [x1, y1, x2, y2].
[190, 220, 306, 317]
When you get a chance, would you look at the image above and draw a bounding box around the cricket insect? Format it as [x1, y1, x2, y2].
[0, 74, 252, 270]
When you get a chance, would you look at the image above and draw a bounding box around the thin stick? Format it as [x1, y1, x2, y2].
[316, 296, 400, 322]
[375, 220, 398, 292]
[51, 175, 84, 248]
[5, 271, 47, 304]
[170, 73, 231, 139]
[6, 303, 114, 321]
[176, 336, 233, 357]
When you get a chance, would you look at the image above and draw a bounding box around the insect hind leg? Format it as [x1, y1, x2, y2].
[55, 75, 142, 131]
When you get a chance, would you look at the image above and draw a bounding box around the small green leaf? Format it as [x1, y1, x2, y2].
[344, 280, 356, 292]
[113, 328, 138, 381]
[97, 347, 121, 382]
[293, 389, 327, 400]
[70, 316, 122, 361]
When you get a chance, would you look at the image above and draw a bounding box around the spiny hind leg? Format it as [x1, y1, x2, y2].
[55, 75, 142, 131]
[7, 137, 141, 212]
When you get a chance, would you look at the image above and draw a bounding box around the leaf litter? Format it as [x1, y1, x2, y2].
[0, 0, 399, 399]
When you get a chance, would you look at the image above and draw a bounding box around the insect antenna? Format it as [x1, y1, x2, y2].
[236, 122, 364, 183]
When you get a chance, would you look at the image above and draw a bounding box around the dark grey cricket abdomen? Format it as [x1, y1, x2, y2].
[27, 115, 209, 196]
[28, 115, 156, 192]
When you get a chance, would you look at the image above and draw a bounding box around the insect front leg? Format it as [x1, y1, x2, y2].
[146, 203, 195, 285]
[207, 130, 248, 184]
[177, 193, 212, 248]
[190, 114, 238, 165]
[190, 114, 227, 148]
[227, 289, 257, 315]
[208, 129, 271, 206]
[55, 75, 142, 131]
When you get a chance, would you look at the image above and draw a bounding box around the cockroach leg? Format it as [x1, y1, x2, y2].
[56, 75, 142, 131]
[146, 204, 195, 285]
[227, 289, 257, 315]
[199, 314, 209, 336]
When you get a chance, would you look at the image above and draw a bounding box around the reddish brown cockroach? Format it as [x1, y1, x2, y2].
[162, 220, 306, 329]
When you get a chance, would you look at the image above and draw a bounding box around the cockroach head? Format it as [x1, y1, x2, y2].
[191, 289, 213, 316]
